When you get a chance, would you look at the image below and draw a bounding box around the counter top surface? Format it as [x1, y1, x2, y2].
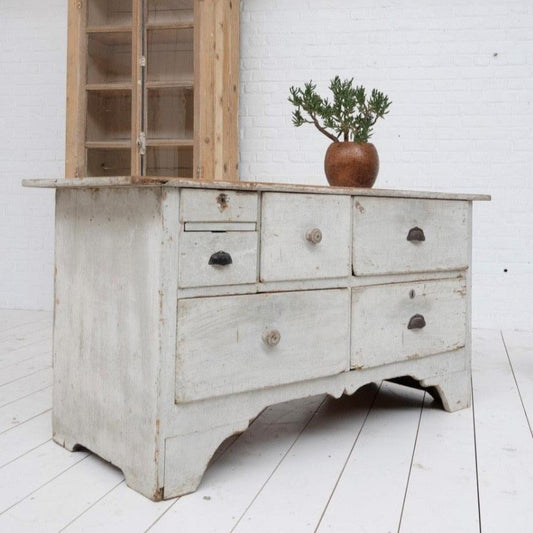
[22, 177, 491, 201]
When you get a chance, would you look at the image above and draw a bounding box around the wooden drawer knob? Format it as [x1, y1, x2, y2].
[408, 314, 426, 330]
[306, 228, 323, 245]
[407, 227, 426, 242]
[208, 251, 233, 266]
[263, 329, 281, 347]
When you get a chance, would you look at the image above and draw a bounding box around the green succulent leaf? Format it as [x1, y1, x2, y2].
[288, 76, 392, 143]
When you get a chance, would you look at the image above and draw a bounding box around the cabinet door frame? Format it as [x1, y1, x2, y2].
[65, 0, 239, 181]
[194, 0, 239, 181]
[65, 0, 88, 179]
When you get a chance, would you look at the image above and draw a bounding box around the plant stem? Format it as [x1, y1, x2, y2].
[309, 113, 339, 143]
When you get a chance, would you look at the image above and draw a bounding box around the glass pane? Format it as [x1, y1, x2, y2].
[147, 147, 193, 177]
[86, 90, 132, 142]
[87, 32, 132, 84]
[147, 0, 194, 25]
[88, 0, 132, 27]
[147, 28, 193, 83]
[147, 87, 193, 141]
[87, 149, 131, 177]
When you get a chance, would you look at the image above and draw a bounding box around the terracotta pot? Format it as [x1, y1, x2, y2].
[324, 142, 379, 188]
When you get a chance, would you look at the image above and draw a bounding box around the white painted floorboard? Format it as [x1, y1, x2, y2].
[149, 395, 326, 533]
[472, 330, 533, 533]
[399, 396, 479, 533]
[0, 310, 50, 334]
[0, 387, 52, 433]
[0, 411, 52, 467]
[501, 329, 533, 437]
[0, 455, 123, 532]
[231, 385, 379, 533]
[317, 382, 425, 533]
[0, 367, 52, 407]
[61, 481, 174, 533]
[0, 311, 532, 533]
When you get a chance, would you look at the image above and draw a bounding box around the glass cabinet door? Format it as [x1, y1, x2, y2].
[84, 0, 194, 178]
[85, 0, 134, 177]
[145, 0, 194, 177]
[67, 0, 238, 180]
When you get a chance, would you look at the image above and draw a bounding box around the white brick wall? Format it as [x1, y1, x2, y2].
[0, 1, 66, 310]
[1, 0, 532, 330]
[241, 0, 533, 330]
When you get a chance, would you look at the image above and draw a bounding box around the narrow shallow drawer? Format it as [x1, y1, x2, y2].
[260, 193, 351, 282]
[180, 189, 258, 223]
[353, 197, 470, 276]
[351, 278, 467, 369]
[178, 231, 258, 288]
[176, 289, 350, 402]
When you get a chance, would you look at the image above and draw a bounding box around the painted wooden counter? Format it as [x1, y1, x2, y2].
[23, 177, 490, 500]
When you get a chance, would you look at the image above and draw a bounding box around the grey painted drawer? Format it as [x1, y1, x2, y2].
[176, 289, 351, 402]
[260, 192, 352, 282]
[180, 189, 258, 223]
[353, 197, 469, 276]
[178, 231, 258, 288]
[351, 278, 467, 369]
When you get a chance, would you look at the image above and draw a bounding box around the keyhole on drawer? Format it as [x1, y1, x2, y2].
[409, 289, 416, 299]
[217, 193, 229, 211]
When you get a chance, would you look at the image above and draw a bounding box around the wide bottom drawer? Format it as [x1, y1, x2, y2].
[351, 278, 467, 369]
[176, 289, 350, 403]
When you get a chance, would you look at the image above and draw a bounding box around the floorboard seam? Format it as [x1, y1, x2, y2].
[0, 317, 51, 334]
[0, 365, 53, 390]
[144, 496, 181, 532]
[0, 454, 90, 517]
[0, 330, 53, 352]
[313, 384, 381, 533]
[229, 395, 329, 533]
[143, 409, 266, 532]
[0, 350, 52, 372]
[0, 350, 51, 372]
[396, 391, 425, 533]
[0, 408, 52, 437]
[471, 374, 483, 533]
[0, 384, 52, 409]
[500, 330, 533, 438]
[57, 479, 126, 532]
[0, 438, 52, 470]
[0, 320, 51, 338]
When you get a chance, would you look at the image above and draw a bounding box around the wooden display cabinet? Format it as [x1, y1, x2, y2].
[66, 0, 239, 181]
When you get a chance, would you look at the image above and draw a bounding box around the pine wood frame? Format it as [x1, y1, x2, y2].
[65, 0, 239, 181]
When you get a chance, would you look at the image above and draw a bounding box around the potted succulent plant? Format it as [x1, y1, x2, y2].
[289, 76, 391, 188]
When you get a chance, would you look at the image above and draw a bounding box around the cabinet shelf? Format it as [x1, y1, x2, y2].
[87, 25, 132, 34]
[146, 139, 193, 148]
[146, 80, 193, 90]
[86, 141, 131, 150]
[146, 22, 194, 31]
[86, 83, 133, 92]
[87, 31, 132, 45]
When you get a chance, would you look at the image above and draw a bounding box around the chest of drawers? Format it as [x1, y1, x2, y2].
[24, 178, 489, 501]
